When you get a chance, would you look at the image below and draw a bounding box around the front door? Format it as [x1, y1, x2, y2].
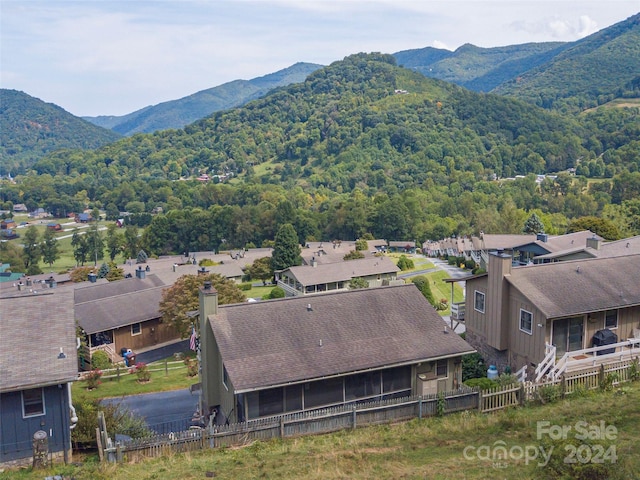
[552, 317, 584, 356]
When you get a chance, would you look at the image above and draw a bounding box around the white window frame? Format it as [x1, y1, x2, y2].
[474, 291, 485, 313]
[519, 309, 533, 335]
[604, 310, 618, 330]
[131, 323, 142, 336]
[22, 387, 45, 418]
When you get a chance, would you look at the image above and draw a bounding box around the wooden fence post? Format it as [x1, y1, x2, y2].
[477, 389, 483, 411]
[96, 427, 104, 462]
[560, 375, 566, 398]
[280, 417, 285, 438]
[418, 396, 423, 419]
[519, 383, 525, 406]
[116, 365, 120, 382]
[165, 359, 169, 376]
[599, 364, 605, 387]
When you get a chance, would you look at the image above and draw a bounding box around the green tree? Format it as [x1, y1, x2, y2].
[355, 239, 368, 251]
[22, 226, 41, 273]
[567, 216, 621, 240]
[97, 262, 110, 279]
[271, 223, 301, 271]
[71, 229, 89, 266]
[265, 286, 286, 299]
[522, 212, 545, 234]
[86, 223, 105, 266]
[123, 225, 139, 259]
[246, 256, 273, 285]
[105, 223, 123, 261]
[0, 241, 26, 272]
[343, 250, 365, 260]
[105, 262, 125, 281]
[136, 249, 148, 264]
[159, 273, 246, 338]
[349, 277, 369, 289]
[411, 275, 436, 306]
[41, 227, 60, 267]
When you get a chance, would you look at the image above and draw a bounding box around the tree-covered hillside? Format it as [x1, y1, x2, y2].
[0, 89, 122, 175]
[493, 13, 640, 111]
[1, 53, 639, 256]
[395, 42, 569, 92]
[83, 62, 323, 136]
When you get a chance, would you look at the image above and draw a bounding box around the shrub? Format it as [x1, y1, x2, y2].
[130, 362, 151, 382]
[91, 350, 111, 370]
[396, 255, 415, 271]
[184, 358, 198, 377]
[600, 372, 619, 392]
[239, 282, 253, 291]
[464, 259, 476, 270]
[462, 352, 487, 381]
[198, 259, 219, 267]
[628, 358, 639, 381]
[536, 384, 561, 404]
[464, 377, 498, 389]
[355, 239, 368, 251]
[496, 373, 518, 386]
[264, 286, 285, 299]
[85, 369, 103, 390]
[344, 249, 365, 260]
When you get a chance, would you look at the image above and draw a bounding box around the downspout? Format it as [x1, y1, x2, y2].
[68, 382, 78, 429]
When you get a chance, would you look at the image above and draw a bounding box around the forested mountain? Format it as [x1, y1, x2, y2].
[3, 52, 638, 256]
[83, 62, 323, 136]
[493, 13, 640, 110]
[395, 13, 640, 112]
[0, 89, 122, 176]
[394, 42, 569, 92]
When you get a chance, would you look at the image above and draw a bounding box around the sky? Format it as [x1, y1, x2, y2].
[1, 1, 638, 117]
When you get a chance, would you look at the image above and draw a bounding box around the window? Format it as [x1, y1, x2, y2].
[474, 291, 485, 313]
[131, 323, 141, 336]
[436, 359, 448, 377]
[605, 310, 618, 329]
[222, 364, 229, 390]
[520, 309, 533, 335]
[22, 388, 45, 417]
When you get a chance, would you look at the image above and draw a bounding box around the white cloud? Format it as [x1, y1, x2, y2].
[432, 40, 453, 51]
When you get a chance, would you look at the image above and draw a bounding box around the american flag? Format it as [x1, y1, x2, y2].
[189, 325, 197, 351]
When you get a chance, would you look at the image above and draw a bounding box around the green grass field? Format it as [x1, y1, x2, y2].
[5, 382, 639, 480]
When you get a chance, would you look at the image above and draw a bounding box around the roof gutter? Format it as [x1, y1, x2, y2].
[1, 377, 79, 394]
[234, 349, 476, 395]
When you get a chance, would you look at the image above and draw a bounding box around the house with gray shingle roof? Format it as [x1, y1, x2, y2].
[276, 255, 401, 296]
[74, 273, 180, 364]
[0, 290, 78, 465]
[197, 283, 475, 424]
[462, 252, 640, 381]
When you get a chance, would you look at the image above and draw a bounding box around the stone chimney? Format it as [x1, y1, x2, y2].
[586, 236, 601, 250]
[199, 281, 218, 319]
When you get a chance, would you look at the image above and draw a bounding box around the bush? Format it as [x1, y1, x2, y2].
[264, 286, 285, 299]
[85, 369, 103, 390]
[396, 255, 415, 271]
[464, 259, 476, 270]
[130, 362, 151, 382]
[462, 352, 487, 381]
[536, 384, 561, 404]
[91, 350, 111, 370]
[239, 282, 253, 291]
[464, 377, 498, 389]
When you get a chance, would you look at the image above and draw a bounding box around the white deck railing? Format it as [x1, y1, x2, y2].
[534, 343, 556, 383]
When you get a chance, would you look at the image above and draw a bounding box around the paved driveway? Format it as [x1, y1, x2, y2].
[102, 388, 197, 432]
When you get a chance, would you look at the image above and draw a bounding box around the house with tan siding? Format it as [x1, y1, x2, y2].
[462, 252, 640, 382]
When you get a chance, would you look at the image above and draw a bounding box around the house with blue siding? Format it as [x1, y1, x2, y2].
[0, 290, 78, 466]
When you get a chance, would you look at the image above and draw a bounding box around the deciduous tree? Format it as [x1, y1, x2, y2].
[159, 273, 246, 338]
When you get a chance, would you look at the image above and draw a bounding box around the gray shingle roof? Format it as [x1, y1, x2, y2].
[284, 256, 399, 286]
[0, 291, 78, 392]
[74, 274, 165, 304]
[75, 280, 166, 334]
[208, 284, 474, 392]
[507, 254, 640, 318]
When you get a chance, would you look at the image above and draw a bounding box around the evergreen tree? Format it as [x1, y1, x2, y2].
[271, 223, 301, 271]
[522, 212, 545, 234]
[22, 226, 42, 274]
[136, 249, 148, 264]
[105, 262, 125, 281]
[97, 262, 110, 279]
[41, 227, 60, 267]
[411, 275, 436, 307]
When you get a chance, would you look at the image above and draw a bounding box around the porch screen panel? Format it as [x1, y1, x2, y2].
[246, 388, 284, 419]
[284, 385, 302, 412]
[304, 377, 343, 408]
[345, 372, 381, 401]
[382, 366, 411, 393]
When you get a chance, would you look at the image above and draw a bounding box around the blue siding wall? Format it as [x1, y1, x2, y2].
[0, 384, 71, 463]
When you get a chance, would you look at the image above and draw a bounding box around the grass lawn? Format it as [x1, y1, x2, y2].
[7, 382, 639, 480]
